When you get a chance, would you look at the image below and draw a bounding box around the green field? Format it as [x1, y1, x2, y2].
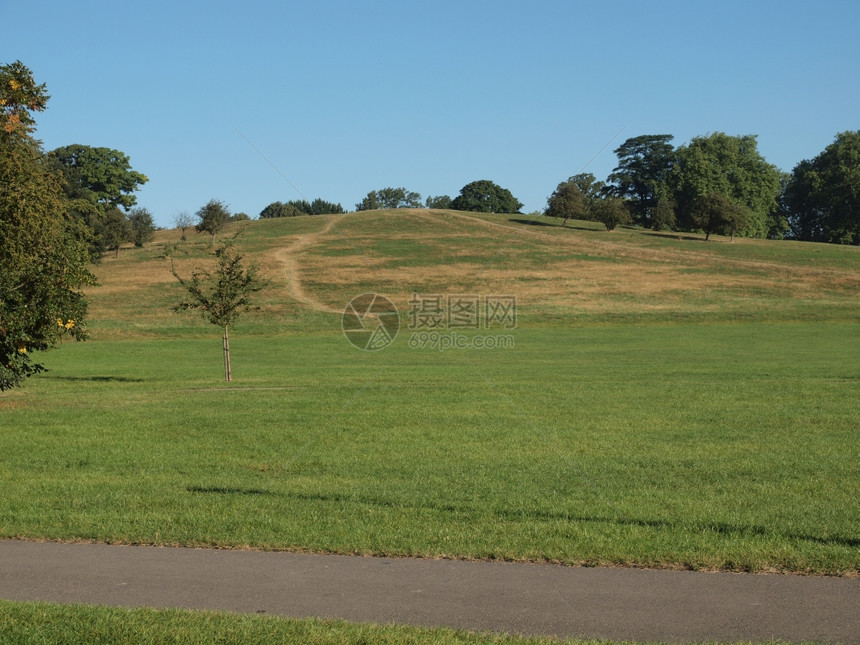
[0, 600, 586, 645]
[2, 211, 859, 579]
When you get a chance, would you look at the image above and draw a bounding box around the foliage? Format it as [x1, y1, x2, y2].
[690, 192, 751, 241]
[608, 134, 675, 227]
[127, 207, 155, 247]
[425, 194, 452, 209]
[544, 178, 587, 226]
[171, 232, 268, 380]
[356, 187, 423, 211]
[0, 60, 49, 135]
[0, 60, 95, 390]
[195, 198, 230, 244]
[589, 196, 632, 231]
[230, 211, 251, 222]
[48, 144, 148, 210]
[783, 130, 860, 245]
[451, 180, 522, 213]
[260, 199, 344, 218]
[649, 198, 677, 231]
[100, 208, 132, 257]
[670, 132, 781, 238]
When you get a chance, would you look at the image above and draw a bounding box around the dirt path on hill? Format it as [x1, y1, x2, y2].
[271, 215, 345, 314]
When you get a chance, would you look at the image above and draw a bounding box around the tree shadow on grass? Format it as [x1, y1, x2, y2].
[43, 375, 146, 383]
[647, 232, 709, 242]
[509, 218, 600, 232]
[280, 490, 860, 549]
[187, 485, 273, 496]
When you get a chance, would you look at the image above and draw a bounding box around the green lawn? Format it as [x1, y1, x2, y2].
[2, 212, 858, 642]
[0, 600, 588, 645]
[2, 321, 856, 574]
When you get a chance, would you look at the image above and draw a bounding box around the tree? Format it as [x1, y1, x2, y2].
[171, 233, 268, 381]
[260, 199, 344, 218]
[607, 134, 675, 227]
[545, 173, 606, 226]
[195, 198, 230, 245]
[1, 61, 95, 390]
[260, 201, 299, 218]
[48, 144, 148, 210]
[545, 179, 587, 226]
[451, 180, 522, 213]
[425, 195, 452, 209]
[128, 207, 155, 247]
[100, 207, 132, 257]
[174, 211, 194, 240]
[690, 192, 751, 241]
[670, 132, 781, 238]
[309, 198, 344, 215]
[650, 198, 677, 231]
[356, 187, 423, 211]
[783, 131, 860, 245]
[590, 197, 632, 231]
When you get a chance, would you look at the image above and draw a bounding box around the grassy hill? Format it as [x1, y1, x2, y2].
[1, 210, 858, 575]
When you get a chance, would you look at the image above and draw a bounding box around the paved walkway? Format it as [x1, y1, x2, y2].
[1, 540, 857, 643]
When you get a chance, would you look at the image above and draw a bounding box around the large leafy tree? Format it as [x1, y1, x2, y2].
[451, 180, 522, 213]
[49, 144, 148, 210]
[1, 61, 95, 390]
[783, 131, 860, 244]
[607, 134, 675, 227]
[47, 144, 147, 258]
[171, 233, 268, 381]
[670, 133, 781, 238]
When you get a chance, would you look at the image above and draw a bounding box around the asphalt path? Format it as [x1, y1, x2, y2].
[1, 540, 857, 643]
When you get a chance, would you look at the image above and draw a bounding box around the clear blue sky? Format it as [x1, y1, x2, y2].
[5, 0, 858, 227]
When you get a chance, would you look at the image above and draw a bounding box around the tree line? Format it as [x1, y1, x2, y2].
[335, 132, 857, 244]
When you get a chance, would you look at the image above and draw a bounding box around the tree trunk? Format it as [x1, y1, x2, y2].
[223, 325, 232, 381]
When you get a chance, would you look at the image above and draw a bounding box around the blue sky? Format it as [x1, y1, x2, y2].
[5, 0, 858, 227]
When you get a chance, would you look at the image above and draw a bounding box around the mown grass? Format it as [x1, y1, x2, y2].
[1, 322, 857, 574]
[1, 211, 858, 576]
[0, 600, 592, 645]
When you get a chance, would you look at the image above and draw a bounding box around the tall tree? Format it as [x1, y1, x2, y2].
[195, 198, 231, 245]
[171, 233, 268, 381]
[783, 131, 860, 244]
[607, 134, 675, 227]
[1, 61, 95, 390]
[670, 133, 781, 238]
[451, 180, 522, 213]
[49, 144, 148, 210]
